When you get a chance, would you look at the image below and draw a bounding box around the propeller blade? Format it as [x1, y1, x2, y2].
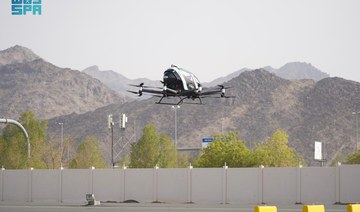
[218, 85, 232, 89]
[127, 90, 142, 96]
[129, 84, 161, 89]
[126, 90, 139, 94]
[128, 83, 143, 87]
[204, 96, 235, 99]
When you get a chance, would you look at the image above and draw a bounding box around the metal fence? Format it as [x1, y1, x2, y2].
[0, 165, 359, 204]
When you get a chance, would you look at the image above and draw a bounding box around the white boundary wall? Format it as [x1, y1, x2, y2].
[300, 167, 336, 204]
[157, 168, 188, 203]
[263, 167, 297, 204]
[227, 168, 259, 204]
[339, 165, 360, 203]
[0, 165, 359, 204]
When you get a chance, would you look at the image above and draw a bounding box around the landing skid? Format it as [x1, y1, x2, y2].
[155, 96, 203, 105]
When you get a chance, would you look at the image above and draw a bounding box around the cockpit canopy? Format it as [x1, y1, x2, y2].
[163, 65, 201, 91]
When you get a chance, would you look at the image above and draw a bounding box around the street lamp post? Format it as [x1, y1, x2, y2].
[353, 111, 360, 152]
[58, 122, 64, 168]
[171, 106, 180, 147]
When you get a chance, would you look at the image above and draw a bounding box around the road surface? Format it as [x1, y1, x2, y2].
[0, 202, 348, 212]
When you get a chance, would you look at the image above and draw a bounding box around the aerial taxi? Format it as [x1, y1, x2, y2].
[128, 65, 233, 105]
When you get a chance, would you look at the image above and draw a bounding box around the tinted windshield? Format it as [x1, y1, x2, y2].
[178, 68, 200, 89]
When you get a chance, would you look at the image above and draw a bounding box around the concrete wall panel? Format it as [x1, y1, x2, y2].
[61, 169, 90, 203]
[301, 167, 336, 204]
[32, 170, 58, 202]
[3, 170, 28, 201]
[339, 165, 360, 203]
[227, 168, 259, 204]
[191, 168, 223, 203]
[263, 167, 297, 204]
[0, 169, 3, 201]
[124, 169, 153, 203]
[157, 168, 188, 203]
[92, 169, 124, 202]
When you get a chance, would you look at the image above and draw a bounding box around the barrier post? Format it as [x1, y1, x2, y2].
[258, 165, 264, 204]
[222, 163, 228, 204]
[58, 167, 63, 203]
[122, 166, 127, 202]
[153, 165, 159, 202]
[296, 165, 302, 204]
[27, 168, 33, 202]
[347, 204, 360, 212]
[255, 205, 277, 212]
[90, 167, 95, 194]
[187, 163, 193, 203]
[303, 205, 325, 212]
[335, 162, 341, 203]
[0, 167, 4, 201]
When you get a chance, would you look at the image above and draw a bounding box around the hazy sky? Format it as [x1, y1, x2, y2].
[1, 0, 360, 83]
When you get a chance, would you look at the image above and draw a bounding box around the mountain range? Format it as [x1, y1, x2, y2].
[1, 45, 359, 166]
[83, 62, 329, 94]
[48, 70, 359, 166]
[0, 46, 125, 120]
[83, 65, 161, 99]
[203, 62, 329, 87]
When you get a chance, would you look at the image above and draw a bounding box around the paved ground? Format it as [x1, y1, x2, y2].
[0, 202, 349, 212]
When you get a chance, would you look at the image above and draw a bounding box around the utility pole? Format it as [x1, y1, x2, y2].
[171, 106, 180, 147]
[108, 113, 129, 168]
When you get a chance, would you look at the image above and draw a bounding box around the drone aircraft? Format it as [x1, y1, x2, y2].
[127, 65, 234, 105]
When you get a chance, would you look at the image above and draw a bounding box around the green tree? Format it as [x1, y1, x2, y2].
[195, 131, 254, 168]
[345, 150, 360, 164]
[0, 112, 47, 169]
[0, 136, 6, 167]
[42, 136, 62, 169]
[43, 135, 76, 169]
[116, 154, 130, 168]
[69, 136, 107, 169]
[330, 153, 345, 167]
[130, 124, 178, 168]
[254, 129, 301, 167]
[158, 133, 178, 168]
[177, 152, 192, 168]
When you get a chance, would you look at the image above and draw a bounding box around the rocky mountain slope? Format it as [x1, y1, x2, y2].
[205, 62, 329, 87]
[0, 45, 40, 65]
[1, 45, 357, 166]
[0, 46, 125, 120]
[83, 65, 161, 98]
[273, 62, 329, 81]
[47, 69, 360, 166]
